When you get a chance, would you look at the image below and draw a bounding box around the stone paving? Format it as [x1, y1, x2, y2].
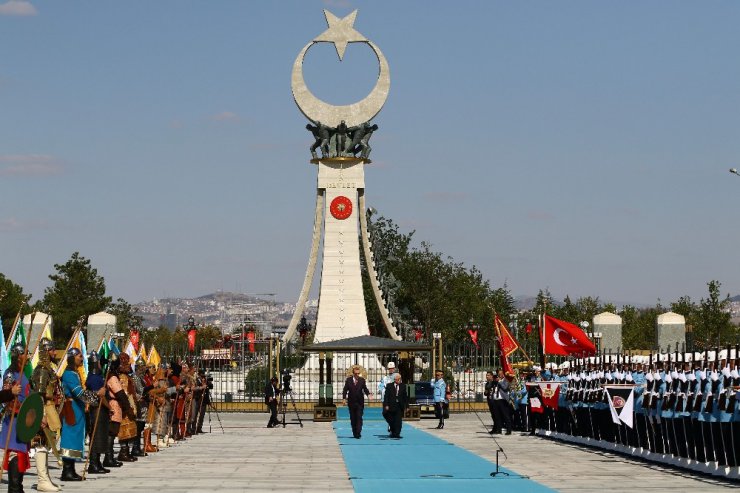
[13, 412, 737, 493]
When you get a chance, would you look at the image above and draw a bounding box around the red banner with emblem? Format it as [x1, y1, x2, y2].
[187, 329, 196, 352]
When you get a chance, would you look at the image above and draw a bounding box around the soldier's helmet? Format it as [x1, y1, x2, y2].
[88, 350, 100, 364]
[39, 337, 55, 353]
[10, 343, 24, 358]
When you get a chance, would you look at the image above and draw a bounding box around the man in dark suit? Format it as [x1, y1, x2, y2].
[383, 373, 408, 438]
[342, 365, 371, 439]
[264, 376, 280, 428]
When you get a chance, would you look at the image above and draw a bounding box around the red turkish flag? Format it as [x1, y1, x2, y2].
[468, 329, 479, 348]
[525, 322, 532, 335]
[187, 329, 196, 352]
[414, 328, 424, 342]
[246, 331, 255, 353]
[542, 315, 596, 356]
[129, 330, 140, 352]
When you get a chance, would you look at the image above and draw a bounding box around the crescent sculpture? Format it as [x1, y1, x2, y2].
[290, 10, 390, 128]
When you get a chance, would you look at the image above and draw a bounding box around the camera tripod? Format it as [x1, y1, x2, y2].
[278, 388, 304, 428]
[206, 401, 225, 434]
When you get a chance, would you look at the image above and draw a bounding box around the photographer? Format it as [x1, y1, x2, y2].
[264, 377, 280, 428]
[194, 369, 212, 434]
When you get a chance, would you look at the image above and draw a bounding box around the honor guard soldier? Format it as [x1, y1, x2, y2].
[60, 347, 102, 481]
[1, 344, 31, 493]
[29, 338, 63, 491]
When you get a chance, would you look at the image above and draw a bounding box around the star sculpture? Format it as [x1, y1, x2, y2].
[314, 9, 367, 61]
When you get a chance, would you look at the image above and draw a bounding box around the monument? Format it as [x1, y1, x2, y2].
[282, 9, 401, 358]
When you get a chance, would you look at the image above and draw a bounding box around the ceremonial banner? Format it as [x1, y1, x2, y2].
[494, 315, 518, 358]
[0, 319, 8, 376]
[187, 329, 196, 352]
[526, 383, 544, 413]
[246, 331, 255, 353]
[542, 315, 596, 356]
[605, 385, 635, 428]
[538, 382, 560, 410]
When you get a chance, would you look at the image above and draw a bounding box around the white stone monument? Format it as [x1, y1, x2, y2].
[86, 311, 117, 352]
[592, 311, 622, 353]
[283, 9, 400, 364]
[656, 311, 685, 351]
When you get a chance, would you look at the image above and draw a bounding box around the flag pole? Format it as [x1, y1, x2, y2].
[6, 297, 30, 349]
[540, 308, 547, 371]
[29, 315, 51, 365]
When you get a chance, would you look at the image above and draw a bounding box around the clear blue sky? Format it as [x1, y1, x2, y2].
[2, 0, 740, 307]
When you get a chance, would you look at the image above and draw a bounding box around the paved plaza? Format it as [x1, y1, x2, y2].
[20, 412, 737, 493]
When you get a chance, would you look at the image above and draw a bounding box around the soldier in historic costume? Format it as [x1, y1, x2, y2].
[84, 350, 110, 474]
[1, 344, 31, 493]
[143, 367, 166, 451]
[29, 337, 63, 490]
[113, 353, 139, 461]
[141, 364, 162, 452]
[105, 354, 137, 464]
[60, 347, 102, 481]
[128, 359, 148, 457]
[179, 363, 196, 439]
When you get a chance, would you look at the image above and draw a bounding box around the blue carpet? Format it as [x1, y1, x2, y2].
[334, 419, 555, 493]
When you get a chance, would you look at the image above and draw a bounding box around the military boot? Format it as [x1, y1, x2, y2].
[35, 449, 61, 491]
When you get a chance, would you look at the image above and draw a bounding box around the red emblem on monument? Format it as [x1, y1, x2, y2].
[330, 196, 353, 220]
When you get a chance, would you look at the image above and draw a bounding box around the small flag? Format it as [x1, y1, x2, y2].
[147, 345, 161, 368]
[138, 343, 148, 364]
[605, 385, 635, 428]
[0, 319, 8, 376]
[467, 329, 479, 348]
[129, 329, 140, 352]
[108, 338, 121, 356]
[525, 322, 532, 335]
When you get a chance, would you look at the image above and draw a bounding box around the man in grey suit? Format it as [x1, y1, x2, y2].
[493, 369, 514, 435]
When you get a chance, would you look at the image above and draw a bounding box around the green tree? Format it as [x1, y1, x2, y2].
[108, 298, 143, 336]
[360, 213, 413, 337]
[620, 304, 659, 350]
[43, 252, 112, 342]
[694, 280, 735, 350]
[0, 274, 32, 333]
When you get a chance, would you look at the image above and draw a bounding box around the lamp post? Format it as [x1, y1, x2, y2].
[730, 168, 740, 177]
[432, 332, 442, 377]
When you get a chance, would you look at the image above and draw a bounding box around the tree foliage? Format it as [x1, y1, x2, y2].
[43, 252, 112, 342]
[0, 273, 32, 333]
[361, 214, 515, 343]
